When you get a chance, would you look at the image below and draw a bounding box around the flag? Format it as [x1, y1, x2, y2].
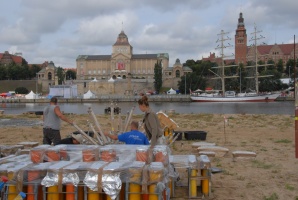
[117, 62, 125, 70]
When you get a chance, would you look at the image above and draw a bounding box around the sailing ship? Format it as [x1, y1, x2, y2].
[191, 27, 280, 102]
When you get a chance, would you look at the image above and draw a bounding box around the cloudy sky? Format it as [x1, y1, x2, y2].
[0, 0, 297, 68]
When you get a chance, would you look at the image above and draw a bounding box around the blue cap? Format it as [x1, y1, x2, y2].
[19, 192, 26, 198]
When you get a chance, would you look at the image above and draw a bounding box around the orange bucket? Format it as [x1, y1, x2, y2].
[30, 149, 44, 163]
[100, 149, 116, 162]
[46, 150, 60, 162]
[82, 149, 98, 162]
[136, 148, 148, 162]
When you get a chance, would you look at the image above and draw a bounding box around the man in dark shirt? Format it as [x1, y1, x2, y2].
[57, 133, 84, 145]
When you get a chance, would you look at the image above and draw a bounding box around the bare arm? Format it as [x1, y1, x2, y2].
[104, 131, 118, 140]
[54, 106, 73, 125]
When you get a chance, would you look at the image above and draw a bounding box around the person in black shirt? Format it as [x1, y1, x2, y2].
[57, 133, 83, 145]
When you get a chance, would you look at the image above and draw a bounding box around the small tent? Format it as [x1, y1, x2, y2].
[25, 90, 37, 99]
[83, 90, 96, 99]
[167, 88, 177, 95]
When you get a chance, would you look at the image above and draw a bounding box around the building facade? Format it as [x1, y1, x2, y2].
[0, 51, 23, 66]
[76, 30, 169, 80]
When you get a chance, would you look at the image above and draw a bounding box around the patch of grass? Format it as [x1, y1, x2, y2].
[263, 193, 279, 200]
[285, 184, 295, 191]
[251, 160, 274, 169]
[274, 139, 291, 144]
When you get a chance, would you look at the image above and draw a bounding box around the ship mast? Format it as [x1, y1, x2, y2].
[212, 30, 236, 96]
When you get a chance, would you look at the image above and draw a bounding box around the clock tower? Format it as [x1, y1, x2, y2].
[111, 30, 132, 74]
[235, 12, 247, 64]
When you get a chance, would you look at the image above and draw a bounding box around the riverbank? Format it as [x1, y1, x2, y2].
[0, 94, 294, 104]
[0, 113, 297, 199]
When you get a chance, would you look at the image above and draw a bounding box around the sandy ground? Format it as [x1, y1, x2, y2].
[0, 112, 297, 200]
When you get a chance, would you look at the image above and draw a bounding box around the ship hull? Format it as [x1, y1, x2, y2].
[190, 93, 280, 102]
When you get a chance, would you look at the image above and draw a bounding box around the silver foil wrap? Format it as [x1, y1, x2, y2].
[102, 173, 122, 200]
[41, 172, 59, 187]
[83, 171, 98, 191]
[62, 172, 80, 187]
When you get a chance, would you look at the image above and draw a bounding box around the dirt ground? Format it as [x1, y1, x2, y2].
[0, 113, 297, 200]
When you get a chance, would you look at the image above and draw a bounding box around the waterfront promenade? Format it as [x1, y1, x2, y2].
[0, 94, 293, 104]
[0, 94, 192, 103]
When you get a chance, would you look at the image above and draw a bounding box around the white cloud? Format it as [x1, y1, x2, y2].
[0, 0, 297, 67]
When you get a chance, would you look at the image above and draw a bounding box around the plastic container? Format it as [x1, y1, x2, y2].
[184, 131, 207, 140]
[14, 192, 26, 200]
[172, 131, 183, 141]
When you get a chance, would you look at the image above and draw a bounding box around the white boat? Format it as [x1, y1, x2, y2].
[190, 91, 280, 102]
[191, 27, 280, 103]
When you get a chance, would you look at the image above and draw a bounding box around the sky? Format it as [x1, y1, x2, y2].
[0, 0, 297, 68]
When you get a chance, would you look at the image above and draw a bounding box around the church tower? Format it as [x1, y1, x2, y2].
[235, 12, 247, 64]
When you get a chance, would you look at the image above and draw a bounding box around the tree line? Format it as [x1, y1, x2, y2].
[176, 58, 297, 94]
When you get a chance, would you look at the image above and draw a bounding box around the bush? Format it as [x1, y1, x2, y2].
[15, 87, 29, 94]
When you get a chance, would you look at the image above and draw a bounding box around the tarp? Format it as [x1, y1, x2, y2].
[167, 88, 176, 95]
[48, 85, 78, 98]
[83, 90, 96, 99]
[25, 90, 36, 99]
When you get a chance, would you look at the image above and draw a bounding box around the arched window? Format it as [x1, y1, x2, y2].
[48, 72, 52, 80]
[175, 70, 180, 78]
[112, 75, 116, 79]
[122, 75, 126, 79]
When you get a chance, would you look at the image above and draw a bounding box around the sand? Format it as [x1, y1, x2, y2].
[0, 112, 297, 199]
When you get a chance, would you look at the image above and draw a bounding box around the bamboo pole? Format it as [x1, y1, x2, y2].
[73, 123, 98, 145]
[88, 107, 108, 144]
[89, 123, 104, 145]
[123, 106, 135, 132]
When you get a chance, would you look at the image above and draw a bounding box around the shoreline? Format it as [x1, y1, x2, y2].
[0, 95, 294, 104]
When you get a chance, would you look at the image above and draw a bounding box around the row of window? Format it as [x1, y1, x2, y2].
[83, 69, 154, 75]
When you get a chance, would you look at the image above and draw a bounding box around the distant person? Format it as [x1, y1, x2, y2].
[57, 133, 84, 145]
[138, 95, 164, 146]
[104, 121, 149, 145]
[43, 97, 73, 145]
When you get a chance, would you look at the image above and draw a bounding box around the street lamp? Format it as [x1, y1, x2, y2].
[184, 73, 186, 95]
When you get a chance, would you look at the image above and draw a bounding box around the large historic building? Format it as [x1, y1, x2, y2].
[76, 30, 170, 80]
[74, 30, 192, 95]
[0, 51, 23, 66]
[203, 12, 298, 66]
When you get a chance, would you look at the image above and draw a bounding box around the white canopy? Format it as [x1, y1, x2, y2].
[25, 90, 36, 99]
[167, 88, 176, 95]
[83, 90, 96, 99]
[108, 77, 115, 82]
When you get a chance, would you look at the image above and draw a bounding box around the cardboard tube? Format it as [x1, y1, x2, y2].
[201, 169, 209, 196]
[47, 185, 59, 200]
[7, 172, 17, 200]
[66, 184, 75, 200]
[87, 188, 102, 200]
[129, 168, 142, 200]
[190, 169, 197, 197]
[88, 107, 108, 144]
[148, 170, 162, 200]
[77, 186, 84, 200]
[27, 170, 39, 200]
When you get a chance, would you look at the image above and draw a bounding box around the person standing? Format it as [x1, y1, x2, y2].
[104, 121, 149, 145]
[138, 95, 164, 146]
[43, 97, 73, 145]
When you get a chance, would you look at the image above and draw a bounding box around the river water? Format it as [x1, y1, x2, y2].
[0, 101, 294, 115]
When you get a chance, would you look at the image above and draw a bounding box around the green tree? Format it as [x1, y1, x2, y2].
[30, 64, 42, 78]
[276, 59, 284, 73]
[15, 87, 29, 94]
[0, 65, 7, 80]
[56, 67, 65, 85]
[154, 61, 162, 93]
[66, 70, 76, 80]
[178, 73, 207, 94]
